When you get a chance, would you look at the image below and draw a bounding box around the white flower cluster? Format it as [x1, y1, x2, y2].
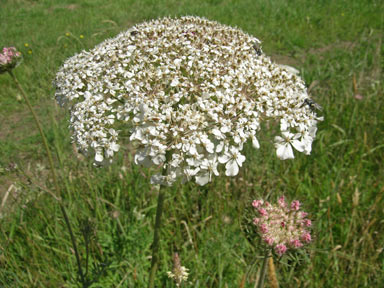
[167, 266, 189, 287]
[167, 252, 189, 287]
[54, 16, 322, 186]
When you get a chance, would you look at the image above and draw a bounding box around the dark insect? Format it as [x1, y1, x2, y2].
[302, 98, 322, 112]
[253, 42, 262, 56]
[130, 30, 139, 36]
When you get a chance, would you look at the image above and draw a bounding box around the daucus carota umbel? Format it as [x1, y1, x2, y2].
[54, 16, 322, 186]
[252, 196, 312, 255]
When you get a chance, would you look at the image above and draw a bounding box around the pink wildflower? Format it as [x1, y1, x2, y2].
[0, 46, 22, 74]
[291, 200, 301, 211]
[251, 196, 312, 255]
[278, 196, 286, 207]
[301, 232, 311, 243]
[304, 219, 312, 227]
[291, 239, 303, 248]
[264, 237, 274, 246]
[252, 200, 263, 208]
[258, 208, 268, 217]
[275, 244, 287, 255]
[260, 223, 268, 234]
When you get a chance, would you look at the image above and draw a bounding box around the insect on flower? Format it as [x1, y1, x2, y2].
[253, 41, 262, 56]
[302, 98, 322, 112]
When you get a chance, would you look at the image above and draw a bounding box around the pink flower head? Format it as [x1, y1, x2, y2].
[260, 223, 268, 234]
[258, 208, 268, 217]
[252, 199, 263, 208]
[290, 200, 301, 211]
[304, 219, 312, 227]
[300, 211, 308, 218]
[0, 46, 22, 74]
[264, 237, 274, 246]
[301, 232, 311, 243]
[290, 239, 303, 248]
[253, 217, 260, 225]
[278, 196, 286, 208]
[250, 196, 312, 255]
[275, 244, 287, 255]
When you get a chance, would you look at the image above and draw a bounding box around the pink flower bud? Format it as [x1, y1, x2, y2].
[0, 46, 22, 74]
[290, 239, 303, 248]
[304, 219, 312, 227]
[252, 199, 263, 208]
[264, 237, 274, 246]
[258, 208, 268, 217]
[260, 223, 268, 234]
[290, 200, 300, 211]
[275, 244, 287, 255]
[250, 197, 312, 255]
[301, 232, 311, 243]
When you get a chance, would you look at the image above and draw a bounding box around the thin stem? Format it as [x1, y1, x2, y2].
[256, 249, 270, 288]
[148, 187, 165, 288]
[8, 70, 86, 286]
[267, 257, 279, 288]
[148, 153, 171, 288]
[8, 71, 60, 199]
[60, 205, 86, 286]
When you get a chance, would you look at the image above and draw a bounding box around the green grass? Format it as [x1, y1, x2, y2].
[0, 0, 383, 287]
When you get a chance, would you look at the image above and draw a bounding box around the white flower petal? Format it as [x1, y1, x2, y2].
[195, 172, 210, 186]
[236, 153, 246, 167]
[252, 136, 260, 149]
[95, 151, 104, 162]
[291, 139, 304, 152]
[218, 154, 230, 164]
[276, 143, 294, 160]
[225, 159, 239, 176]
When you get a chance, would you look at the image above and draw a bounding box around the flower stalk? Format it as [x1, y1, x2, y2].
[7, 69, 86, 287]
[148, 152, 172, 288]
[267, 257, 279, 288]
[167, 252, 189, 287]
[257, 249, 270, 288]
[148, 187, 165, 288]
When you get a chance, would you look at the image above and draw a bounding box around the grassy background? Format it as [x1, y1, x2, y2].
[0, 0, 383, 287]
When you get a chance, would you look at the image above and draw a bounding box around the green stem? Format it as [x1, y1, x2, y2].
[148, 153, 171, 288]
[148, 187, 165, 288]
[257, 249, 270, 288]
[8, 70, 86, 286]
[8, 71, 60, 199]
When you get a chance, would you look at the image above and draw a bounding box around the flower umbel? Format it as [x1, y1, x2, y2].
[252, 196, 312, 255]
[167, 253, 189, 287]
[55, 16, 322, 186]
[0, 47, 22, 74]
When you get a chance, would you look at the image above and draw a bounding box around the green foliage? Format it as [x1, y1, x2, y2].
[0, 0, 383, 287]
